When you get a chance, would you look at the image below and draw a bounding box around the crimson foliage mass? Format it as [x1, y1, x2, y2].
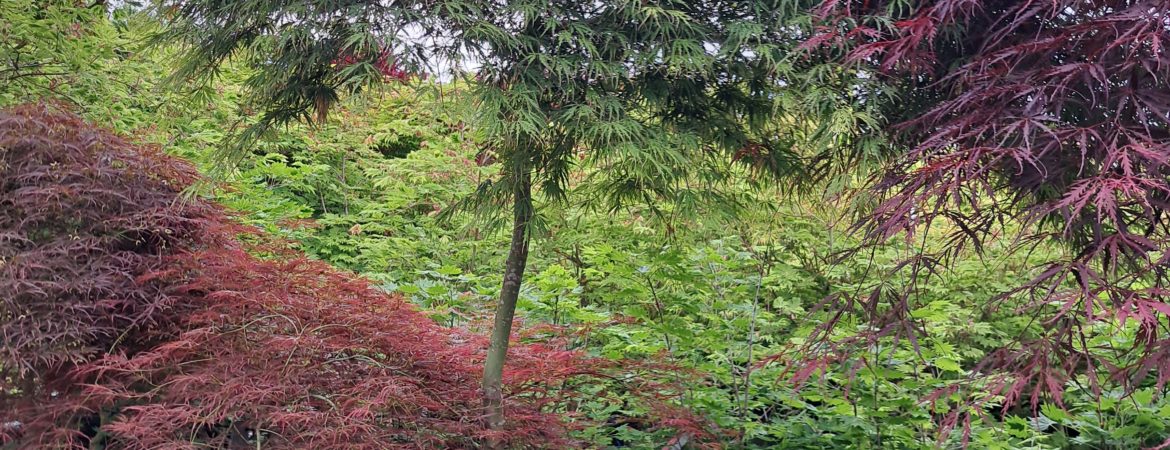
[0, 105, 710, 449]
[807, 0, 1170, 428]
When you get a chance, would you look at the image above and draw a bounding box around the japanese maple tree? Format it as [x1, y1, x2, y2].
[0, 104, 712, 449]
[156, 0, 873, 430]
[805, 0, 1170, 431]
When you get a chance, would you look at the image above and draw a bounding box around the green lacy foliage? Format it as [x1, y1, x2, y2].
[205, 89, 1170, 448]
[6, 3, 1170, 450]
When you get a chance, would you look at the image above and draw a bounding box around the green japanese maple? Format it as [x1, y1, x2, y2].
[157, 0, 879, 430]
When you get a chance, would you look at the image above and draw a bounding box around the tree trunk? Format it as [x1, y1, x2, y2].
[483, 169, 533, 432]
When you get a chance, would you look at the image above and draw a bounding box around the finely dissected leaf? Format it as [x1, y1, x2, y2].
[807, 0, 1170, 425]
[0, 105, 710, 449]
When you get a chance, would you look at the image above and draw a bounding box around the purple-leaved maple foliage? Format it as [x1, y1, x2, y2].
[0, 105, 716, 449]
[802, 0, 1170, 440]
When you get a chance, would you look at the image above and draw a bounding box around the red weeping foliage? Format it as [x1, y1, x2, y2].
[804, 0, 1170, 430]
[0, 104, 714, 449]
[0, 102, 216, 389]
[333, 47, 416, 82]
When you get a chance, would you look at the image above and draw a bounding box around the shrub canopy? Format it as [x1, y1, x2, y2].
[0, 105, 705, 449]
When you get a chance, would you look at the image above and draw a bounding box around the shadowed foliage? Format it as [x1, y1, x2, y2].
[0, 102, 216, 386]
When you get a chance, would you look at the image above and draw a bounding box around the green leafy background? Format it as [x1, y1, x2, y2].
[4, 2, 1167, 448]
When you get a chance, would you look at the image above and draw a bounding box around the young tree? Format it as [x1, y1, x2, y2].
[806, 0, 1170, 418]
[158, 0, 878, 429]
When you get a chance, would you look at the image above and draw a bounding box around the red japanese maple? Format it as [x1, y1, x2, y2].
[804, 0, 1170, 437]
[333, 46, 414, 82]
[0, 105, 710, 449]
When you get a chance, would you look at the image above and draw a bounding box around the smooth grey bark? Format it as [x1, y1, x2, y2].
[482, 169, 533, 432]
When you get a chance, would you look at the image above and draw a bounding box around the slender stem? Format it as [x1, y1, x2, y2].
[552, 294, 560, 325]
[482, 168, 533, 433]
[743, 271, 760, 408]
[741, 259, 764, 440]
[643, 272, 674, 354]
